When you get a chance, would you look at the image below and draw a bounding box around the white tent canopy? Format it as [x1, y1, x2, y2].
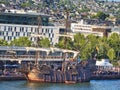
[96, 59, 113, 67]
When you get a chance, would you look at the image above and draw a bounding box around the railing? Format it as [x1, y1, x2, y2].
[0, 55, 69, 61]
[96, 66, 120, 72]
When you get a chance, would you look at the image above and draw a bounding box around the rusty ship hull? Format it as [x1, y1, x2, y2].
[26, 60, 96, 83]
[27, 70, 90, 83]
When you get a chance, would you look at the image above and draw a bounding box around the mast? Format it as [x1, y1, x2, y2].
[35, 15, 42, 67]
[62, 5, 69, 72]
[64, 6, 69, 49]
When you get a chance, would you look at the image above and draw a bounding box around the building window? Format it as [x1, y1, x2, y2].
[12, 32, 14, 36]
[8, 36, 12, 40]
[46, 29, 47, 33]
[51, 29, 53, 33]
[26, 27, 28, 32]
[30, 37, 32, 41]
[50, 38, 52, 41]
[11, 27, 12, 31]
[35, 28, 37, 32]
[27, 33, 29, 36]
[4, 36, 5, 40]
[22, 27, 24, 32]
[31, 27, 33, 32]
[6, 32, 8, 36]
[4, 26, 6, 31]
[16, 32, 17, 36]
[23, 33, 25, 36]
[42, 29, 44, 33]
[14, 27, 16, 31]
[18, 33, 20, 36]
[8, 26, 10, 31]
[16, 32, 19, 36]
[49, 33, 50, 37]
[20, 27, 22, 32]
[1, 31, 4, 35]
[52, 34, 54, 38]
[43, 33, 45, 35]
[8, 36, 10, 40]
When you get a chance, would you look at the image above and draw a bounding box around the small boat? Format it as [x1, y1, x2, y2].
[0, 74, 26, 81]
[0, 70, 26, 81]
[65, 80, 76, 84]
[0, 61, 26, 81]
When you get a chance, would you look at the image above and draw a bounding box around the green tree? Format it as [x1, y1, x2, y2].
[86, 35, 99, 57]
[96, 11, 109, 20]
[55, 37, 65, 48]
[0, 39, 8, 46]
[39, 38, 50, 48]
[107, 48, 115, 61]
[108, 33, 120, 60]
[73, 33, 90, 60]
[55, 37, 73, 50]
[74, 33, 86, 51]
[21, 0, 35, 8]
[96, 37, 110, 59]
[10, 37, 32, 47]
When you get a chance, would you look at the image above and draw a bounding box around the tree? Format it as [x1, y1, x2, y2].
[107, 48, 115, 61]
[74, 33, 90, 60]
[0, 39, 8, 46]
[96, 36, 110, 59]
[20, 0, 35, 8]
[74, 33, 86, 51]
[55, 36, 73, 50]
[108, 33, 120, 60]
[39, 38, 50, 48]
[96, 11, 109, 20]
[10, 37, 32, 47]
[82, 34, 100, 60]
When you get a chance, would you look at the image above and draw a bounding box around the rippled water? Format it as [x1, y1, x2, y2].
[0, 80, 120, 90]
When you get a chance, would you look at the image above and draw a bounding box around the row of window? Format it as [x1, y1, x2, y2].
[1, 26, 54, 33]
[0, 31, 31, 36]
[4, 36, 15, 41]
[3, 36, 36, 41]
[0, 31, 54, 38]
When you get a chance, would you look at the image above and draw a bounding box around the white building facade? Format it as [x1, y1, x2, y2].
[0, 12, 59, 45]
[0, 24, 59, 45]
[71, 20, 105, 37]
[111, 26, 120, 35]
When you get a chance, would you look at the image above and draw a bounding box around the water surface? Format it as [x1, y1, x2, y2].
[0, 80, 120, 90]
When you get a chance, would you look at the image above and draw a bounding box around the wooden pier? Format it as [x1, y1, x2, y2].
[91, 66, 120, 80]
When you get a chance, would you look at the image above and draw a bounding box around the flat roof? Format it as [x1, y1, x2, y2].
[0, 12, 50, 17]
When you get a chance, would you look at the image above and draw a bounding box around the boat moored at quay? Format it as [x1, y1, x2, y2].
[0, 46, 96, 83]
[0, 46, 120, 82]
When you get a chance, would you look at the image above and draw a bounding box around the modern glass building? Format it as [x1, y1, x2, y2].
[0, 13, 49, 26]
[0, 12, 59, 45]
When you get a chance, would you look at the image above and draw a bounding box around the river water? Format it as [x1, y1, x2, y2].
[0, 80, 120, 90]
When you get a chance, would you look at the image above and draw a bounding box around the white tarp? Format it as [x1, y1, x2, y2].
[96, 59, 113, 67]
